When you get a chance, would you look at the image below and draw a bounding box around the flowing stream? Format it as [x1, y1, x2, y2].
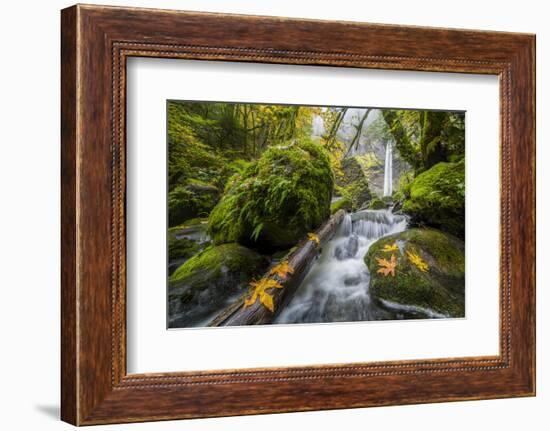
[274, 209, 434, 324]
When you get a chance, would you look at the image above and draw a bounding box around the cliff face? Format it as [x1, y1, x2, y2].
[341, 147, 411, 199]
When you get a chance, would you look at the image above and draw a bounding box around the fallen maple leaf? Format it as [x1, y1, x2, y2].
[382, 243, 399, 253]
[376, 254, 397, 277]
[308, 233, 320, 246]
[406, 250, 429, 272]
[243, 278, 283, 312]
[259, 291, 275, 312]
[269, 261, 294, 278]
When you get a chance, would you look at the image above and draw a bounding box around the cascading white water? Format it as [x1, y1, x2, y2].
[274, 209, 418, 324]
[383, 142, 393, 197]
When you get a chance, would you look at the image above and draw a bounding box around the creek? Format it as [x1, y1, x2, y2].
[274, 209, 437, 324]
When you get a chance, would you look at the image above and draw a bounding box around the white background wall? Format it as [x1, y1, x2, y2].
[0, 0, 547, 429]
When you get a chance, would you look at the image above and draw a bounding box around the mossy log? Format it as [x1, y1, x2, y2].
[209, 210, 346, 326]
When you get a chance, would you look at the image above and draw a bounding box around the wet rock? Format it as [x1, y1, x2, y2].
[343, 274, 362, 286]
[334, 235, 359, 260]
[168, 180, 220, 226]
[402, 159, 465, 238]
[169, 243, 268, 327]
[167, 218, 210, 275]
[339, 156, 372, 209]
[330, 196, 353, 214]
[365, 228, 465, 317]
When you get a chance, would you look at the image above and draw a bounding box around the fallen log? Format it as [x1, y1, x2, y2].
[209, 209, 346, 327]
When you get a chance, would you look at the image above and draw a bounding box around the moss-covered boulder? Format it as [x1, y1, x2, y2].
[167, 218, 210, 274]
[368, 198, 387, 210]
[355, 152, 385, 197]
[168, 179, 220, 226]
[365, 228, 465, 317]
[168, 237, 200, 273]
[331, 197, 352, 214]
[168, 243, 268, 327]
[402, 159, 465, 238]
[339, 156, 372, 210]
[208, 138, 334, 251]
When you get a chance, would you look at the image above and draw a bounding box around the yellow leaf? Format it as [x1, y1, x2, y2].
[382, 243, 399, 252]
[269, 261, 294, 278]
[406, 250, 429, 272]
[259, 291, 274, 312]
[376, 254, 397, 277]
[307, 233, 320, 245]
[250, 278, 283, 291]
[243, 292, 258, 308]
[243, 278, 283, 311]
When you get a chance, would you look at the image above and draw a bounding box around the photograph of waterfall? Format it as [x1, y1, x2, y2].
[167, 101, 466, 328]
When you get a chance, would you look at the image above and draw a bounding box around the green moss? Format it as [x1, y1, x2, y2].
[368, 198, 387, 210]
[402, 159, 465, 237]
[208, 137, 334, 251]
[168, 218, 210, 273]
[365, 228, 465, 317]
[170, 243, 266, 289]
[331, 197, 352, 214]
[348, 180, 372, 210]
[168, 237, 201, 261]
[355, 152, 381, 171]
[168, 217, 208, 233]
[392, 171, 414, 203]
[168, 105, 232, 192]
[338, 156, 372, 210]
[402, 229, 464, 277]
[206, 193, 244, 244]
[168, 180, 220, 226]
[168, 243, 268, 327]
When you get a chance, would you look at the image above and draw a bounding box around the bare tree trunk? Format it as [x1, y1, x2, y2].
[324, 107, 348, 149]
[344, 108, 372, 157]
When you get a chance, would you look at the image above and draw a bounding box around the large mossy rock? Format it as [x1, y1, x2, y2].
[354, 153, 385, 198]
[167, 218, 210, 275]
[351, 151, 411, 199]
[168, 179, 220, 226]
[367, 198, 387, 210]
[338, 156, 372, 210]
[402, 159, 465, 238]
[168, 243, 268, 327]
[365, 228, 465, 317]
[208, 138, 334, 251]
[330, 197, 353, 214]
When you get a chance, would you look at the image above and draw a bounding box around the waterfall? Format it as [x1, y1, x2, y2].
[340, 213, 352, 236]
[383, 142, 393, 197]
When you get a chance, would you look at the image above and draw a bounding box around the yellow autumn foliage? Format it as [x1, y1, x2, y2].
[406, 250, 429, 272]
[243, 278, 283, 312]
[307, 233, 320, 246]
[382, 243, 399, 252]
[269, 261, 294, 278]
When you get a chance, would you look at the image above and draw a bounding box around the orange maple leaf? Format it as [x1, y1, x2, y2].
[307, 232, 320, 245]
[269, 261, 294, 278]
[376, 254, 397, 277]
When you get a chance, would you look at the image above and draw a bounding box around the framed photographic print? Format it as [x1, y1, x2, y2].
[61, 4, 536, 425]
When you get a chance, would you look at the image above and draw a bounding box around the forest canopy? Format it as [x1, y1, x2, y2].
[167, 100, 465, 228]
